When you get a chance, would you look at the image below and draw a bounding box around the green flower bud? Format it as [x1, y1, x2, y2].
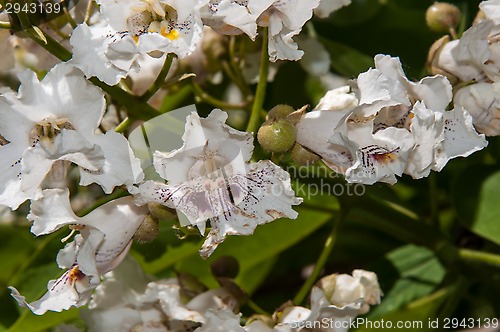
[210, 255, 240, 279]
[426, 2, 461, 33]
[148, 202, 177, 221]
[133, 215, 160, 243]
[290, 143, 320, 166]
[257, 119, 296, 153]
[266, 104, 295, 121]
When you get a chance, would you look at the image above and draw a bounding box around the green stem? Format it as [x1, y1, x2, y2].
[246, 28, 269, 133]
[0, 21, 11, 29]
[140, 53, 175, 102]
[192, 80, 248, 110]
[115, 117, 132, 133]
[293, 211, 343, 305]
[84, 0, 95, 24]
[428, 172, 439, 225]
[458, 248, 500, 268]
[246, 299, 270, 316]
[90, 78, 160, 120]
[76, 189, 129, 217]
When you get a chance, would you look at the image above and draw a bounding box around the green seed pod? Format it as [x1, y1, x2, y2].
[290, 143, 320, 166]
[257, 119, 296, 153]
[133, 215, 160, 243]
[148, 202, 177, 221]
[266, 104, 295, 121]
[426, 2, 461, 33]
[210, 255, 240, 279]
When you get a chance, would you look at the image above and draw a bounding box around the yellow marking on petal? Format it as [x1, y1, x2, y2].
[161, 28, 179, 41]
[132, 35, 140, 44]
[68, 266, 85, 285]
[372, 152, 398, 164]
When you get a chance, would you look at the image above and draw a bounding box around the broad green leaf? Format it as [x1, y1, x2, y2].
[329, 0, 382, 26]
[368, 244, 445, 318]
[319, 38, 373, 78]
[357, 287, 449, 332]
[0, 226, 34, 286]
[452, 165, 498, 227]
[472, 171, 500, 245]
[8, 309, 79, 332]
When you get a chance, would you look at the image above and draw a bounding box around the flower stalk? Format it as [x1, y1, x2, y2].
[246, 28, 269, 133]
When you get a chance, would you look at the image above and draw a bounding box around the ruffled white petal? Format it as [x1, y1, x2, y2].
[79, 131, 144, 193]
[314, 0, 351, 18]
[70, 23, 129, 86]
[433, 107, 488, 171]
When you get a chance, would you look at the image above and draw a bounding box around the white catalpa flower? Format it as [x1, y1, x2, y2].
[0, 64, 143, 210]
[258, 0, 321, 61]
[71, 0, 206, 85]
[136, 109, 302, 257]
[297, 55, 488, 184]
[454, 19, 500, 82]
[287, 270, 381, 332]
[201, 0, 274, 39]
[9, 189, 148, 314]
[245, 270, 381, 332]
[481, 0, 500, 23]
[195, 309, 245, 332]
[454, 82, 500, 136]
[314, 0, 351, 18]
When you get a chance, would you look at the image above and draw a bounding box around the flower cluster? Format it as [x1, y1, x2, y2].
[1, 65, 301, 313]
[81, 258, 381, 332]
[4, 0, 497, 329]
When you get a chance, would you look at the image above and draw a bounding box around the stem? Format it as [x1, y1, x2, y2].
[458, 248, 500, 268]
[428, 172, 439, 225]
[63, 7, 77, 28]
[192, 80, 248, 110]
[115, 117, 132, 133]
[84, 0, 95, 24]
[246, 28, 269, 133]
[228, 37, 252, 98]
[293, 211, 343, 305]
[0, 21, 11, 29]
[76, 189, 129, 217]
[140, 53, 175, 101]
[246, 299, 270, 316]
[90, 78, 160, 120]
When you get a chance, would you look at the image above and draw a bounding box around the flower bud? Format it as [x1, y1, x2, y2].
[257, 118, 296, 153]
[148, 202, 177, 221]
[210, 255, 240, 279]
[133, 215, 160, 243]
[290, 143, 320, 166]
[426, 2, 461, 33]
[266, 104, 295, 121]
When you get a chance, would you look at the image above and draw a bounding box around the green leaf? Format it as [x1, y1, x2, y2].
[472, 171, 500, 245]
[8, 309, 79, 332]
[356, 287, 449, 332]
[0, 226, 35, 286]
[319, 38, 373, 78]
[369, 244, 446, 318]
